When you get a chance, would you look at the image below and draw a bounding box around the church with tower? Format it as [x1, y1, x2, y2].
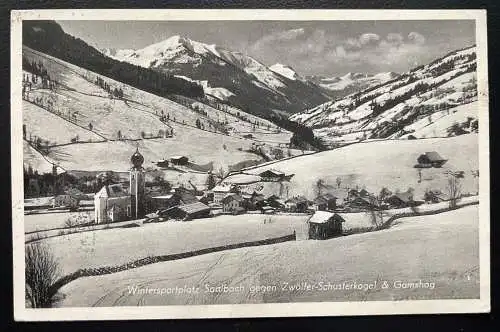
[94, 148, 146, 223]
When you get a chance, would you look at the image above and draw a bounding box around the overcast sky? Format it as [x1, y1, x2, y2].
[58, 20, 475, 77]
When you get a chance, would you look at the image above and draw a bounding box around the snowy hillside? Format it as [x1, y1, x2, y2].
[269, 63, 301, 81]
[101, 35, 330, 116]
[222, 133, 479, 201]
[22, 46, 303, 183]
[291, 46, 478, 147]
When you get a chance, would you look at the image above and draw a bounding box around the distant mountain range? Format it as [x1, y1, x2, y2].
[23, 20, 477, 151]
[307, 71, 400, 94]
[100, 35, 332, 117]
[290, 45, 478, 147]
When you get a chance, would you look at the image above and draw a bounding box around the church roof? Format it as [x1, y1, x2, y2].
[107, 184, 128, 197]
[212, 185, 232, 192]
[96, 183, 128, 198]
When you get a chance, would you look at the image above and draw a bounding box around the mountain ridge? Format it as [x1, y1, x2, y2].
[291, 45, 478, 147]
[100, 35, 333, 117]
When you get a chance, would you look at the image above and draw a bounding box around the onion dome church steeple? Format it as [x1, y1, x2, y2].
[131, 147, 144, 169]
[129, 147, 145, 219]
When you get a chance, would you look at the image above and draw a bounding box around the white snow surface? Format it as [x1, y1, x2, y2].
[269, 63, 299, 81]
[57, 205, 479, 306]
[174, 75, 235, 101]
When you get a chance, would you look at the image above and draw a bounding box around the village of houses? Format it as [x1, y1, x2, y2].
[26, 147, 466, 242]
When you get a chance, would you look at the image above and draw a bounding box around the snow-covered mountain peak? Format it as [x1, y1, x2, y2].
[137, 35, 219, 58]
[97, 34, 330, 114]
[100, 48, 135, 60]
[341, 72, 369, 80]
[373, 71, 399, 81]
[103, 35, 224, 68]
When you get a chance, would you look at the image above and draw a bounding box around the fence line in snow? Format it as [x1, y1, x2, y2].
[47, 232, 296, 298]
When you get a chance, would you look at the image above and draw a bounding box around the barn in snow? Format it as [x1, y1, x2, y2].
[416, 151, 448, 168]
[161, 202, 211, 221]
[385, 190, 422, 208]
[307, 211, 345, 240]
[170, 155, 189, 166]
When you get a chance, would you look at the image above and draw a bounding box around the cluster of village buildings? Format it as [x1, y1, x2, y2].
[92, 164, 448, 225]
[46, 149, 453, 240]
[45, 148, 451, 227]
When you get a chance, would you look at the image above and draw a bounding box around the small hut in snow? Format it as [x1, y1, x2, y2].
[417, 151, 448, 168]
[307, 211, 345, 240]
[161, 202, 211, 221]
[170, 156, 189, 166]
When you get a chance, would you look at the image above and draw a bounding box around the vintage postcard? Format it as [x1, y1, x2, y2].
[11, 9, 490, 320]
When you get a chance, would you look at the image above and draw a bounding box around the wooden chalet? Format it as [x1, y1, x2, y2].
[259, 169, 285, 182]
[424, 189, 448, 203]
[170, 155, 189, 166]
[261, 206, 276, 214]
[259, 169, 294, 182]
[161, 202, 211, 221]
[308, 211, 345, 240]
[266, 195, 286, 209]
[416, 152, 448, 168]
[285, 196, 309, 212]
[385, 191, 419, 208]
[212, 185, 234, 204]
[156, 159, 169, 168]
[312, 193, 337, 211]
[221, 193, 246, 214]
[312, 196, 328, 211]
[348, 195, 378, 210]
[347, 189, 361, 202]
[149, 187, 198, 211]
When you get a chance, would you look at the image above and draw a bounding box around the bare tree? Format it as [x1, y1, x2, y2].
[25, 241, 60, 308]
[365, 195, 384, 229]
[336, 176, 342, 188]
[315, 179, 325, 196]
[215, 166, 229, 180]
[447, 176, 462, 209]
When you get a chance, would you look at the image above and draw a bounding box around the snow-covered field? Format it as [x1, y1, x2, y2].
[24, 212, 83, 233]
[57, 205, 479, 306]
[23, 101, 103, 145]
[47, 125, 259, 172]
[223, 134, 479, 200]
[36, 214, 309, 276]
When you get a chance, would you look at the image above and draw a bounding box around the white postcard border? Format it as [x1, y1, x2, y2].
[11, 9, 490, 321]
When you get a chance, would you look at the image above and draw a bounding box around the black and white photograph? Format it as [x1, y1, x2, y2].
[11, 9, 490, 320]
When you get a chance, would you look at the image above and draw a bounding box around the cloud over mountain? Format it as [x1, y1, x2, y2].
[248, 27, 432, 75]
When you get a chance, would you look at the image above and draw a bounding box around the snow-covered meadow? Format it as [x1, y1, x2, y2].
[57, 205, 479, 306]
